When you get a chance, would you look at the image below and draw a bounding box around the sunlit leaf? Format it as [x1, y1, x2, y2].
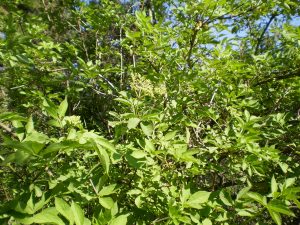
[71, 201, 85, 225]
[31, 208, 64, 225]
[127, 118, 140, 130]
[268, 209, 282, 225]
[99, 197, 114, 209]
[58, 97, 68, 118]
[55, 197, 73, 222]
[185, 191, 210, 208]
[267, 200, 295, 216]
[108, 214, 129, 225]
[99, 184, 117, 197]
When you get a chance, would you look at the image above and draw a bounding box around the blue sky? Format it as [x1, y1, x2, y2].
[1, 1, 299, 42]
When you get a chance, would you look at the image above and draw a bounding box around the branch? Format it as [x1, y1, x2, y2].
[206, 3, 247, 23]
[254, 14, 276, 55]
[254, 69, 300, 86]
[142, 58, 160, 73]
[0, 122, 18, 139]
[205, 2, 263, 24]
[186, 21, 202, 69]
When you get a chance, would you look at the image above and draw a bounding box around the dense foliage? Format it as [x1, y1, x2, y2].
[0, 0, 300, 224]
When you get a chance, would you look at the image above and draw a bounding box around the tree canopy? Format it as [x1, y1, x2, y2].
[0, 0, 300, 224]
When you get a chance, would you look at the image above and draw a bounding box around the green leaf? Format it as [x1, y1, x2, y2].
[71, 202, 85, 225]
[55, 197, 73, 222]
[31, 208, 64, 225]
[34, 186, 43, 198]
[202, 218, 212, 225]
[15, 216, 34, 224]
[58, 97, 68, 118]
[181, 149, 199, 163]
[3, 139, 36, 155]
[99, 197, 114, 209]
[237, 210, 254, 217]
[12, 120, 25, 141]
[185, 191, 210, 208]
[84, 218, 92, 225]
[43, 99, 59, 119]
[0, 112, 26, 121]
[24, 131, 48, 143]
[127, 118, 140, 130]
[25, 116, 34, 134]
[284, 178, 296, 189]
[41, 140, 78, 155]
[244, 110, 250, 121]
[99, 184, 117, 197]
[131, 150, 147, 159]
[140, 122, 153, 136]
[267, 200, 295, 216]
[271, 176, 278, 195]
[268, 209, 282, 225]
[108, 214, 129, 225]
[279, 162, 289, 173]
[115, 98, 131, 106]
[1, 149, 31, 165]
[219, 190, 233, 206]
[144, 139, 155, 152]
[48, 119, 62, 128]
[95, 142, 110, 174]
[236, 186, 251, 200]
[97, 137, 115, 152]
[163, 131, 177, 141]
[246, 192, 267, 206]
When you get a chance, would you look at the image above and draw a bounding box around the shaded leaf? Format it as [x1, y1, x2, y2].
[267, 200, 295, 216]
[58, 97, 68, 118]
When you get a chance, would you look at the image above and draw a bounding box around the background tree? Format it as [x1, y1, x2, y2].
[0, 0, 299, 224]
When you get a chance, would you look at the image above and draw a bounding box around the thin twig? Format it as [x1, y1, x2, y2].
[98, 74, 118, 92]
[72, 101, 80, 112]
[89, 179, 98, 195]
[120, 25, 124, 89]
[78, 19, 89, 61]
[209, 81, 221, 105]
[45, 166, 54, 177]
[42, 0, 51, 22]
[47, 68, 68, 72]
[152, 217, 169, 224]
[10, 85, 25, 90]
